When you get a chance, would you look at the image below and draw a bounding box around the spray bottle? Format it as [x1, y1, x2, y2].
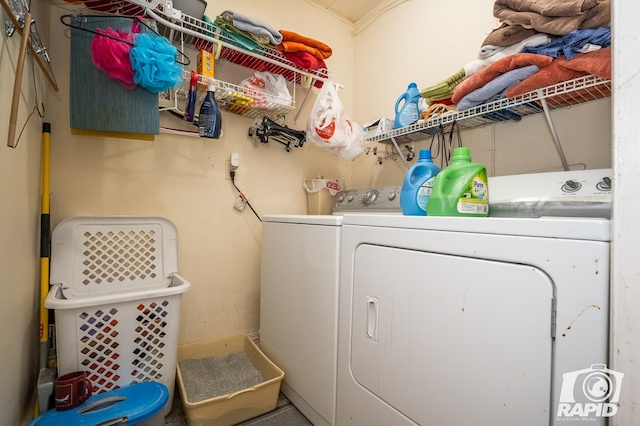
[198, 78, 222, 139]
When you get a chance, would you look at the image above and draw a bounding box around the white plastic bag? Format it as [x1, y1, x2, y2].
[240, 71, 292, 109]
[306, 82, 364, 160]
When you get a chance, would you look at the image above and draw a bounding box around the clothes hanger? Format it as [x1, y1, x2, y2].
[60, 13, 190, 66]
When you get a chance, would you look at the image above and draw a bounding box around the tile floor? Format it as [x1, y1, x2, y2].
[164, 390, 312, 425]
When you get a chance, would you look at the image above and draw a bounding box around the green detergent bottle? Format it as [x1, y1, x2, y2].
[427, 147, 489, 217]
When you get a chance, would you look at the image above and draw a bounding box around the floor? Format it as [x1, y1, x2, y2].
[164, 390, 312, 425]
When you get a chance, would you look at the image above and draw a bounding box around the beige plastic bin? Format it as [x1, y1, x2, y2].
[304, 178, 344, 215]
[176, 334, 284, 426]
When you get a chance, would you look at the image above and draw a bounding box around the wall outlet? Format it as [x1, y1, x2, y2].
[225, 160, 239, 180]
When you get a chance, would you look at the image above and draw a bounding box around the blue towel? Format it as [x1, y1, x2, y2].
[458, 65, 540, 111]
[522, 28, 611, 60]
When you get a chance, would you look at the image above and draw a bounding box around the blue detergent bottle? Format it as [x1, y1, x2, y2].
[394, 82, 421, 129]
[400, 149, 441, 215]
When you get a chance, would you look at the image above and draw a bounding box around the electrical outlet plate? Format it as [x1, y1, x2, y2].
[225, 160, 239, 180]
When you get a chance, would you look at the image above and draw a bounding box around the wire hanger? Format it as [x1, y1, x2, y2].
[60, 14, 190, 66]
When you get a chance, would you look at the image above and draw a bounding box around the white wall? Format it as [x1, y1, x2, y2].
[0, 2, 49, 424]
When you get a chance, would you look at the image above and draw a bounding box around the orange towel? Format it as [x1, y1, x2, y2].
[505, 47, 611, 98]
[452, 53, 553, 103]
[276, 30, 332, 60]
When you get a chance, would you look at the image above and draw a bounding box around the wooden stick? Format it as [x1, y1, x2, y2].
[7, 11, 31, 148]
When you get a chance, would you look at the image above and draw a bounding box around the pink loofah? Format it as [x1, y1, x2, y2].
[91, 26, 138, 90]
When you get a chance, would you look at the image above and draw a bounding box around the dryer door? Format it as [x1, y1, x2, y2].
[349, 244, 554, 425]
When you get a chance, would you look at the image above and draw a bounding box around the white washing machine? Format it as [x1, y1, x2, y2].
[337, 169, 613, 426]
[259, 188, 402, 426]
[260, 214, 342, 426]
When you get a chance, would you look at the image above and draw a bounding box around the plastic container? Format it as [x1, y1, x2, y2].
[198, 80, 222, 139]
[44, 216, 191, 416]
[399, 149, 441, 215]
[28, 382, 168, 426]
[394, 82, 421, 129]
[176, 334, 285, 426]
[304, 178, 344, 215]
[427, 147, 489, 217]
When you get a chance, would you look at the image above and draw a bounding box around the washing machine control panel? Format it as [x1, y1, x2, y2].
[333, 187, 401, 213]
[489, 168, 612, 218]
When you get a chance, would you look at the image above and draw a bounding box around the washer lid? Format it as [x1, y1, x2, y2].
[341, 214, 610, 242]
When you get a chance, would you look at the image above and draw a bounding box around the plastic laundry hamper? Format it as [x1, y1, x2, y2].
[45, 216, 191, 416]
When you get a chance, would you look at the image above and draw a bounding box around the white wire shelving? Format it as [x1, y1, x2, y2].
[49, 0, 337, 120]
[366, 74, 611, 145]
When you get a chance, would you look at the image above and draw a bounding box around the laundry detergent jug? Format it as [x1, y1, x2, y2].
[400, 149, 441, 215]
[394, 82, 421, 129]
[427, 147, 489, 217]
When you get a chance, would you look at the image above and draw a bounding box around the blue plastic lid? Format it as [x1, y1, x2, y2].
[418, 149, 431, 160]
[29, 382, 168, 425]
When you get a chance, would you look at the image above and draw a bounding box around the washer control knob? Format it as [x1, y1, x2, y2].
[363, 190, 379, 205]
[347, 193, 355, 202]
[562, 179, 581, 193]
[388, 191, 397, 201]
[337, 193, 345, 202]
[597, 176, 612, 191]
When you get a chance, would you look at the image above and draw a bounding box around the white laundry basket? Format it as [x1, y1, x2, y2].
[45, 216, 191, 416]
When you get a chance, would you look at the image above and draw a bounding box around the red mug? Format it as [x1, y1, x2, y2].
[54, 371, 92, 411]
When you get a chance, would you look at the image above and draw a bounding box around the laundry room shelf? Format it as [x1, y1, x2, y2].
[365, 74, 612, 145]
[160, 69, 295, 119]
[48, 0, 338, 96]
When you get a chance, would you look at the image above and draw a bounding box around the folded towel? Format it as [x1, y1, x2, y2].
[420, 68, 465, 100]
[281, 51, 327, 88]
[464, 33, 552, 77]
[220, 10, 282, 45]
[505, 47, 611, 98]
[522, 27, 611, 60]
[455, 53, 553, 103]
[493, 0, 610, 35]
[482, 23, 540, 47]
[457, 65, 541, 110]
[277, 30, 332, 60]
[215, 15, 269, 49]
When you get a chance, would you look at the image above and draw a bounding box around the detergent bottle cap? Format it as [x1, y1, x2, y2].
[451, 147, 471, 162]
[207, 78, 216, 92]
[408, 82, 418, 89]
[418, 149, 432, 161]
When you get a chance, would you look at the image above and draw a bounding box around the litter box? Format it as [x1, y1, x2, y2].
[28, 382, 168, 426]
[44, 216, 191, 417]
[177, 334, 285, 426]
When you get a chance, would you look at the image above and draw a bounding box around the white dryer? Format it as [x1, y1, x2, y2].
[337, 169, 613, 426]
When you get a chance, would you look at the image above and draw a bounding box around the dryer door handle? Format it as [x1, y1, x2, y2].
[366, 296, 379, 341]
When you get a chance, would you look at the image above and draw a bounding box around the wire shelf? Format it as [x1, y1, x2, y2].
[366, 74, 612, 145]
[161, 70, 295, 120]
[51, 0, 333, 88]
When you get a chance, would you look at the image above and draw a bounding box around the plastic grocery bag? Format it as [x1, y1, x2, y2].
[306, 82, 364, 161]
[240, 71, 292, 108]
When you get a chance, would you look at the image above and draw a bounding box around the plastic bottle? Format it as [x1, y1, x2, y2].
[400, 149, 441, 215]
[198, 80, 222, 139]
[426, 147, 489, 217]
[394, 82, 421, 129]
